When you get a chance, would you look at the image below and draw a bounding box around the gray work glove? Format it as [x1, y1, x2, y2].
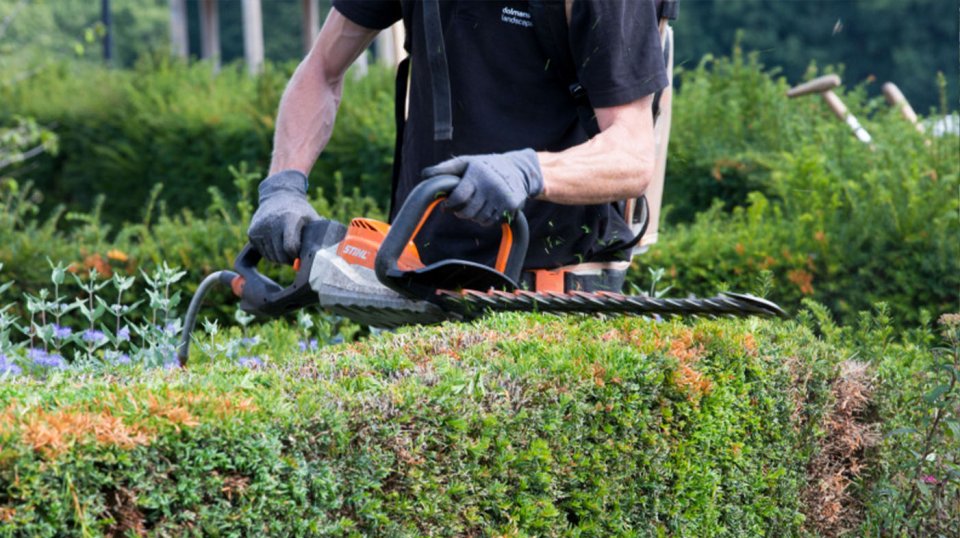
[247, 170, 319, 264]
[422, 148, 544, 227]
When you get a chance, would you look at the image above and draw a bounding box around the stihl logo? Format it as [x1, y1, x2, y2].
[343, 245, 368, 260]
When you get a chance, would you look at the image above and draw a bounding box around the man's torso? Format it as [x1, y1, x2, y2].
[333, 0, 667, 269]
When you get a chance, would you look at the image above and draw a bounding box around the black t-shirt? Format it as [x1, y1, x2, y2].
[332, 0, 667, 269]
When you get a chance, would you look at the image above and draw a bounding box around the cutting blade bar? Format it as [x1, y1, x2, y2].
[435, 289, 786, 319]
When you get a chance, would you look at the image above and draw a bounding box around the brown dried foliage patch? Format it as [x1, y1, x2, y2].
[397, 328, 503, 364]
[19, 408, 151, 458]
[740, 333, 758, 356]
[669, 330, 712, 402]
[787, 268, 815, 295]
[147, 403, 198, 431]
[599, 324, 668, 356]
[219, 472, 252, 502]
[802, 360, 879, 537]
[4, 389, 259, 459]
[105, 487, 146, 538]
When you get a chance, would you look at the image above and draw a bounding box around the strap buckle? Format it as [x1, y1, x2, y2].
[568, 82, 586, 101]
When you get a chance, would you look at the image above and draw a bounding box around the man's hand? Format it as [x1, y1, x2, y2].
[422, 148, 544, 227]
[247, 170, 319, 264]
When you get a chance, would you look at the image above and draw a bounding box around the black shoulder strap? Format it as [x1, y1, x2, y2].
[389, 56, 411, 220]
[528, 0, 599, 137]
[423, 0, 453, 142]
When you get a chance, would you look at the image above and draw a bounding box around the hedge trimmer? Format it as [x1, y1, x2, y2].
[177, 176, 785, 365]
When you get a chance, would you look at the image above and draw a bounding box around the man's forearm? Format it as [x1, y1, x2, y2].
[268, 9, 379, 176]
[269, 66, 342, 175]
[536, 95, 657, 205]
[536, 124, 654, 205]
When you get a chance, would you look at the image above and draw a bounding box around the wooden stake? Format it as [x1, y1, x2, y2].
[883, 82, 925, 132]
[788, 75, 873, 146]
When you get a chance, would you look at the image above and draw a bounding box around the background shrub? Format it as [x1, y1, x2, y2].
[2, 47, 956, 327]
[0, 164, 383, 329]
[0, 59, 395, 224]
[640, 51, 958, 327]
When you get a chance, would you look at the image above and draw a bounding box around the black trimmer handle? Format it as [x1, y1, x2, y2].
[177, 269, 239, 366]
[233, 219, 338, 318]
[375, 175, 529, 294]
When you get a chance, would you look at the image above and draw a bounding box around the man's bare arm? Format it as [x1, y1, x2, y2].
[269, 9, 380, 175]
[535, 94, 657, 205]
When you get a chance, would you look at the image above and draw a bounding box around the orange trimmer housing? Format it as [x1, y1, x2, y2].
[337, 217, 425, 272]
[337, 198, 515, 275]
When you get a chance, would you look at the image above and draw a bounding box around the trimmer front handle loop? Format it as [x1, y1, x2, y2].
[375, 175, 530, 297]
[232, 219, 334, 318]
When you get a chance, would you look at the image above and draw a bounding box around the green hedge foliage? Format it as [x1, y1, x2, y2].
[0, 57, 395, 223]
[0, 315, 838, 536]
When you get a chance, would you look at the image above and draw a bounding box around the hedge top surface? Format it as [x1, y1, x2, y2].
[0, 313, 836, 537]
[0, 314, 817, 459]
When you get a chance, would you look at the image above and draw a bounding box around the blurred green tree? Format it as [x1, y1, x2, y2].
[0, 0, 168, 68]
[673, 0, 957, 113]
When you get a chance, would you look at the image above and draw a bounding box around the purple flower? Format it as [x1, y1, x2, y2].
[153, 345, 178, 367]
[163, 322, 179, 336]
[0, 354, 22, 376]
[107, 351, 131, 365]
[117, 326, 131, 342]
[53, 324, 73, 340]
[82, 329, 106, 344]
[238, 356, 264, 369]
[154, 346, 180, 370]
[298, 339, 318, 352]
[240, 336, 260, 348]
[29, 348, 66, 369]
[922, 475, 939, 485]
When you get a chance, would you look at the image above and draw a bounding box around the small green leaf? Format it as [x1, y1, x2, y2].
[924, 384, 951, 403]
[886, 426, 917, 438]
[946, 419, 960, 440]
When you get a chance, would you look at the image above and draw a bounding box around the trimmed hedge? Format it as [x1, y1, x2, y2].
[1, 315, 838, 536]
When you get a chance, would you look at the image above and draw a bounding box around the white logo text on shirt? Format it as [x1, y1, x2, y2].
[501, 7, 533, 28]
